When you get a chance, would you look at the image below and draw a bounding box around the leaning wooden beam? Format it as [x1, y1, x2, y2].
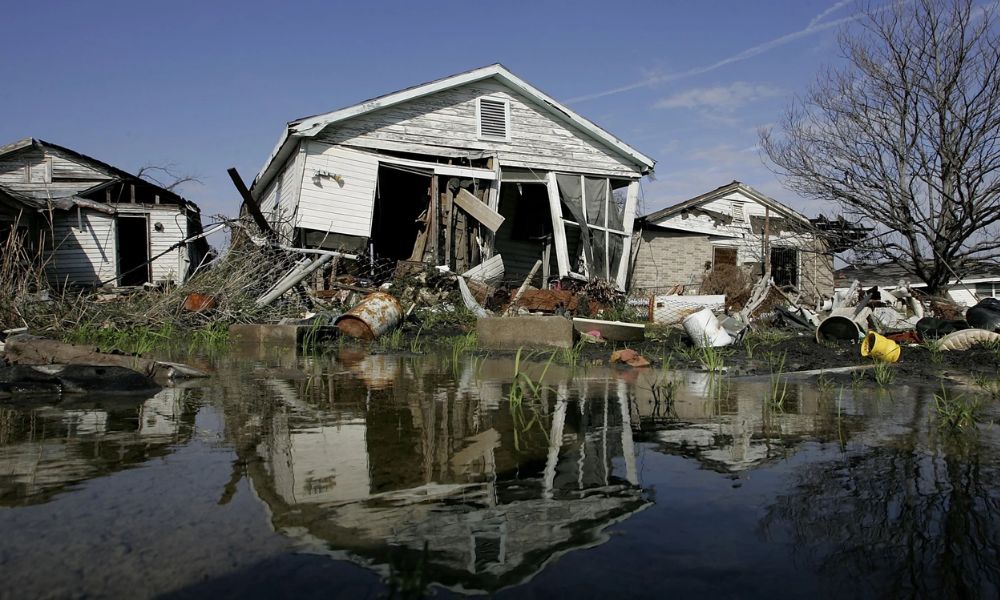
[454, 188, 504, 232]
[227, 167, 276, 240]
[505, 259, 543, 316]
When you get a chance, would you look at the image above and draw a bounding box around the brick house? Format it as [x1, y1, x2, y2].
[629, 181, 833, 304]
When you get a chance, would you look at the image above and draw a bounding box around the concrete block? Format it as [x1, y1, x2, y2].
[229, 324, 299, 345]
[228, 324, 339, 346]
[477, 316, 575, 350]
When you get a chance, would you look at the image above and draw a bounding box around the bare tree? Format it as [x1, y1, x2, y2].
[761, 0, 1000, 294]
[135, 163, 201, 192]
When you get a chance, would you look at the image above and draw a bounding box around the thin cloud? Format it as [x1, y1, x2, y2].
[567, 2, 866, 104]
[808, 0, 854, 27]
[654, 82, 783, 111]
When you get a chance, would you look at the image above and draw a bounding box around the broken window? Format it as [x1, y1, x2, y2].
[555, 175, 630, 281]
[713, 246, 738, 267]
[770, 246, 799, 287]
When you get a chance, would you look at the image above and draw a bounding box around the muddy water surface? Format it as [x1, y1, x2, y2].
[1, 346, 999, 598]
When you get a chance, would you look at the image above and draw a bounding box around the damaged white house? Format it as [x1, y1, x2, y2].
[630, 181, 834, 303]
[250, 64, 655, 289]
[0, 138, 207, 287]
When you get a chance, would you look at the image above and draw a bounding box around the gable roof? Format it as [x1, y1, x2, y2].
[642, 181, 810, 226]
[252, 64, 656, 193]
[0, 138, 197, 211]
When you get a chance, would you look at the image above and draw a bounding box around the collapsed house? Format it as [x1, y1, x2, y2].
[249, 64, 655, 290]
[630, 181, 834, 304]
[835, 261, 1000, 306]
[0, 138, 207, 287]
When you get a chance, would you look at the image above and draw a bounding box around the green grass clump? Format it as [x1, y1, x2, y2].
[934, 384, 982, 430]
[872, 360, 896, 387]
[765, 351, 788, 410]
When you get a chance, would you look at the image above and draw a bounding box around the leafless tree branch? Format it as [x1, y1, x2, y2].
[761, 0, 1000, 293]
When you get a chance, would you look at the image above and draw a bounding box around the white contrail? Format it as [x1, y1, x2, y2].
[567, 3, 864, 104]
[809, 0, 854, 27]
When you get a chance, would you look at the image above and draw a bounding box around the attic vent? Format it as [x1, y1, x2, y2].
[478, 98, 510, 140]
[731, 202, 745, 222]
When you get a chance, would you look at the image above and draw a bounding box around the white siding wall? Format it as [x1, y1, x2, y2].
[46, 210, 117, 285]
[256, 141, 304, 241]
[316, 80, 642, 178]
[297, 142, 379, 238]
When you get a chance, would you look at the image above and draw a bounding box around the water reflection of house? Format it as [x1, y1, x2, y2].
[237, 354, 649, 594]
[0, 388, 193, 505]
[628, 372, 843, 473]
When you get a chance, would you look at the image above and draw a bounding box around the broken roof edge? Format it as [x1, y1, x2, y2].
[0, 138, 200, 213]
[252, 64, 656, 194]
[642, 181, 811, 226]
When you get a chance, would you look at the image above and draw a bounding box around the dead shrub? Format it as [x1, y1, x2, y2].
[701, 264, 753, 311]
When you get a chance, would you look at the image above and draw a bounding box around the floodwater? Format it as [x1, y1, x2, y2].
[1, 345, 999, 599]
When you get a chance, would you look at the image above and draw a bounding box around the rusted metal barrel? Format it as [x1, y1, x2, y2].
[335, 292, 403, 340]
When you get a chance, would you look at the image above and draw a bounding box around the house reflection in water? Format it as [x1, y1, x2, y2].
[227, 352, 649, 593]
[0, 388, 194, 506]
[629, 371, 852, 473]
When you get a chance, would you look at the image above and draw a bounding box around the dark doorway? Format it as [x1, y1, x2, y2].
[370, 166, 432, 263]
[117, 215, 150, 286]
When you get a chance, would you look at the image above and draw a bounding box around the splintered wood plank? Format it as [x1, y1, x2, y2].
[455, 205, 468, 272]
[428, 177, 438, 262]
[454, 188, 504, 232]
[443, 189, 453, 267]
[409, 209, 429, 262]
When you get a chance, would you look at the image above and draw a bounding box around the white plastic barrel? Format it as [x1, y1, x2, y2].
[682, 308, 733, 348]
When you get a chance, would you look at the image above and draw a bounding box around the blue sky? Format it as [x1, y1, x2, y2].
[0, 0, 863, 220]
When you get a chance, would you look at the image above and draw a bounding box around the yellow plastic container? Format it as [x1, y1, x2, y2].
[861, 330, 901, 363]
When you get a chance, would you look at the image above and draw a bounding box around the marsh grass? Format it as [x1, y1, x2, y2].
[872, 360, 897, 387]
[836, 387, 847, 451]
[409, 326, 425, 354]
[507, 347, 556, 451]
[379, 328, 405, 351]
[558, 338, 587, 366]
[680, 343, 728, 372]
[934, 383, 983, 430]
[973, 373, 1000, 399]
[816, 372, 836, 395]
[765, 351, 789, 410]
[65, 321, 229, 356]
[924, 339, 945, 364]
[508, 347, 556, 406]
